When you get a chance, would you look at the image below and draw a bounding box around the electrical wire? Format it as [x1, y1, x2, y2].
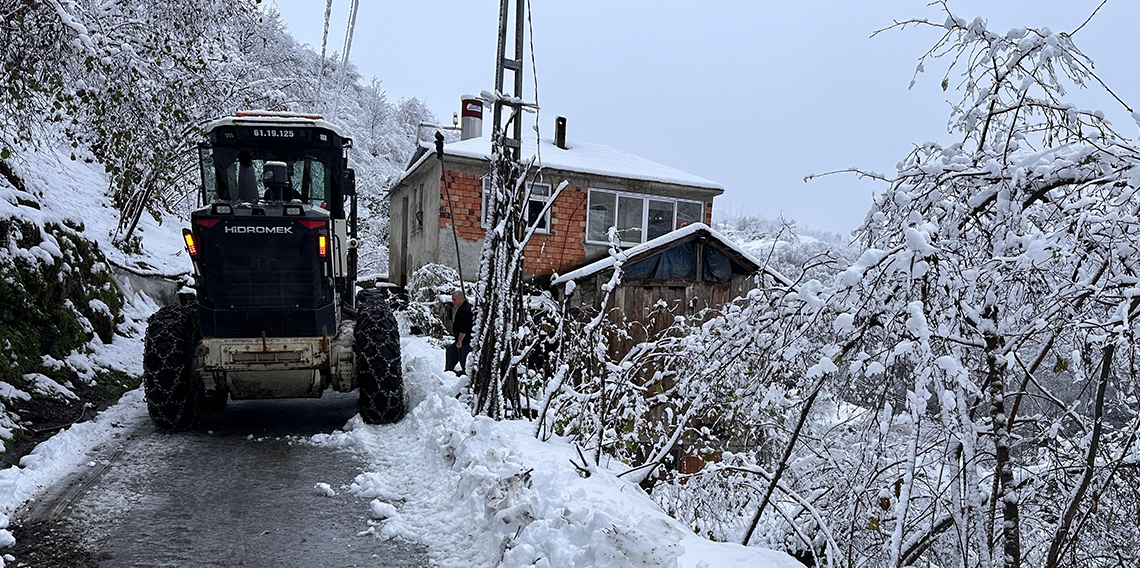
[315, 0, 334, 109]
[330, 0, 361, 120]
[526, 0, 541, 165]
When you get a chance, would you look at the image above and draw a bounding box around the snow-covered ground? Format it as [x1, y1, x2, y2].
[0, 391, 150, 561]
[0, 331, 798, 568]
[3, 148, 191, 277]
[315, 336, 799, 568]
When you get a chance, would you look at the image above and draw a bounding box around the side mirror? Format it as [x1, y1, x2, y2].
[344, 168, 356, 196]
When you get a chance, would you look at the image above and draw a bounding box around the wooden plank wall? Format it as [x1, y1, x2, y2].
[596, 272, 757, 359]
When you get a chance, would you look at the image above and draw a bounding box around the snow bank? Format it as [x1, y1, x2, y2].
[0, 146, 171, 444]
[0, 390, 149, 561]
[314, 336, 799, 568]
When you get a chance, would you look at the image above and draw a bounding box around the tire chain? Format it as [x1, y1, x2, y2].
[143, 304, 203, 430]
[354, 290, 406, 424]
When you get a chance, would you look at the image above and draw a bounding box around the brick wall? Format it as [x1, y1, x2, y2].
[438, 169, 592, 277]
[524, 183, 589, 276]
[438, 170, 484, 242]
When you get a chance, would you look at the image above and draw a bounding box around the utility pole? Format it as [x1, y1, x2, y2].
[492, 0, 526, 160]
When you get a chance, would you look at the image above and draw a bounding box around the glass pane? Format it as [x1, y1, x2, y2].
[310, 161, 330, 203]
[587, 190, 616, 242]
[224, 158, 264, 202]
[529, 183, 551, 198]
[223, 159, 321, 203]
[199, 147, 217, 202]
[526, 183, 550, 231]
[527, 200, 547, 230]
[677, 201, 703, 229]
[208, 147, 337, 205]
[647, 200, 675, 240]
[617, 195, 644, 244]
[413, 184, 423, 231]
[295, 159, 329, 204]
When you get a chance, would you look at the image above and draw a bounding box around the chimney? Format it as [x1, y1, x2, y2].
[554, 116, 568, 150]
[460, 95, 483, 140]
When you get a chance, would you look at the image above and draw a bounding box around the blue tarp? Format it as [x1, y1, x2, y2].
[703, 245, 733, 283]
[621, 241, 735, 283]
[623, 242, 696, 280]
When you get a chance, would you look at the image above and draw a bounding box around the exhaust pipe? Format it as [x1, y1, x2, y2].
[460, 95, 483, 140]
[555, 116, 567, 150]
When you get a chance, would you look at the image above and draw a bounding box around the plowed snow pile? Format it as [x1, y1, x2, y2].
[313, 336, 798, 568]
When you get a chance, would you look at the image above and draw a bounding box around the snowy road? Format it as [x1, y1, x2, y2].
[12, 394, 428, 568]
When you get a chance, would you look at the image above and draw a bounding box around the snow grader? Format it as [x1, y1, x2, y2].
[143, 111, 403, 429]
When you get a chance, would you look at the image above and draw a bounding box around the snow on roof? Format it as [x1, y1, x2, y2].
[205, 111, 348, 138]
[397, 148, 436, 186]
[552, 222, 792, 286]
[403, 135, 723, 191]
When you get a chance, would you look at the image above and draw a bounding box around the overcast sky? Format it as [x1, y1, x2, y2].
[271, 0, 1140, 235]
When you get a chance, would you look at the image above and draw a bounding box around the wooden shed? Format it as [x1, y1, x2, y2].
[552, 223, 790, 356]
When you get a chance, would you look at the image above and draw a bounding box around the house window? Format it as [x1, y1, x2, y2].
[586, 188, 705, 246]
[526, 182, 551, 234]
[587, 190, 616, 243]
[481, 179, 552, 233]
[647, 200, 674, 240]
[617, 195, 643, 243]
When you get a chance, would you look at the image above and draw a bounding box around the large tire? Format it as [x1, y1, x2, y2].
[143, 304, 204, 430]
[355, 290, 405, 424]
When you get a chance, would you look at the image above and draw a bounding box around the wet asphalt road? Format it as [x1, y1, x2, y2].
[14, 393, 428, 568]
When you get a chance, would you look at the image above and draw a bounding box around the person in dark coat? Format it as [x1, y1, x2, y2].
[445, 291, 473, 374]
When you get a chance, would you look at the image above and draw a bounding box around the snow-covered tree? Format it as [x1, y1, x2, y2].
[823, 6, 1140, 566]
[644, 5, 1140, 567]
[1, 1, 430, 272]
[467, 132, 548, 417]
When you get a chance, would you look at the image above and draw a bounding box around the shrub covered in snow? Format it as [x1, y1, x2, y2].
[407, 264, 462, 303]
[0, 194, 123, 399]
[398, 264, 463, 338]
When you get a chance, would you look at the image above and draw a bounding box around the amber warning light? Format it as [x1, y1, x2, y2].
[183, 229, 198, 257]
[318, 234, 328, 258]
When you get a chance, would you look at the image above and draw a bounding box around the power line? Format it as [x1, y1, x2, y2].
[526, 0, 541, 165]
[330, 0, 361, 120]
[314, 0, 334, 109]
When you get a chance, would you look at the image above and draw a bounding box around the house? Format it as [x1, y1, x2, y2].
[388, 115, 724, 288]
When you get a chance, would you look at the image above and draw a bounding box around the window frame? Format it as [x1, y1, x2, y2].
[585, 188, 705, 246]
[480, 177, 491, 229]
[480, 179, 553, 234]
